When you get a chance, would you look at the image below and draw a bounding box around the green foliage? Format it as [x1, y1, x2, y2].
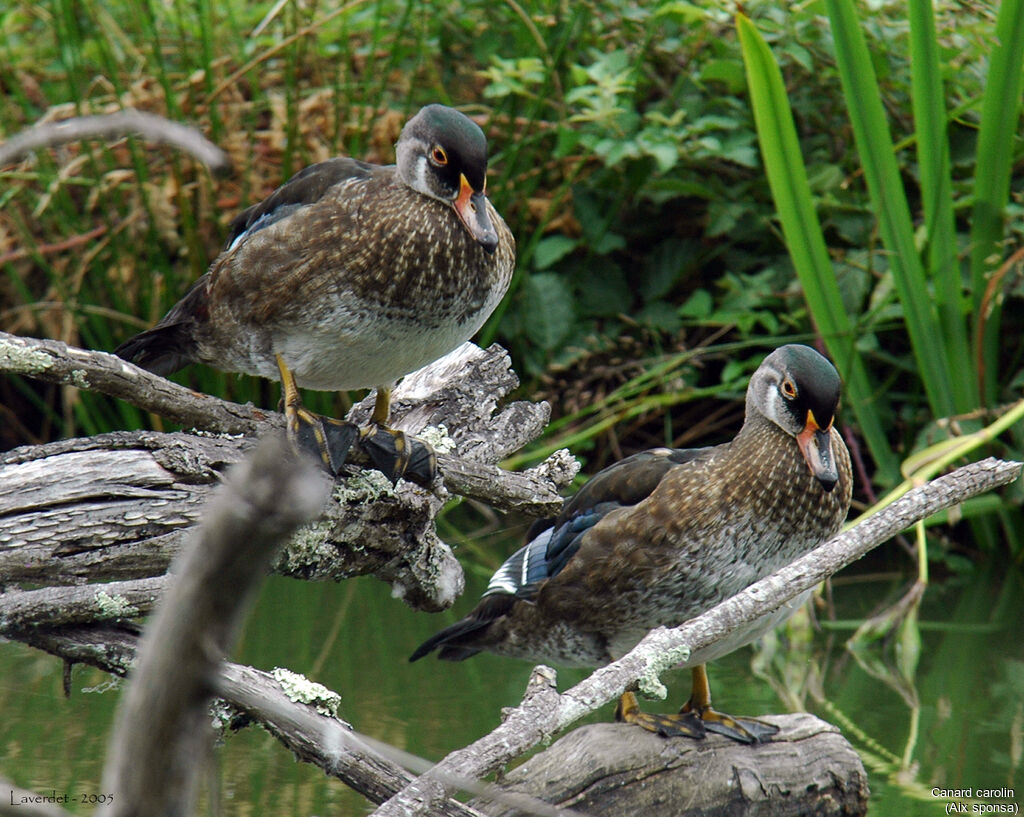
[2, 0, 1023, 552]
[738, 2, 1024, 546]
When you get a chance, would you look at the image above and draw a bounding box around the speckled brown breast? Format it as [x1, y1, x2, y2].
[487, 417, 852, 667]
[191, 170, 515, 387]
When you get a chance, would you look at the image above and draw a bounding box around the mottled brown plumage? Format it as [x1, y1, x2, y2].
[412, 344, 853, 741]
[116, 105, 515, 483]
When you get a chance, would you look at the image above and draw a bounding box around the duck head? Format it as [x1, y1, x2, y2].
[747, 344, 843, 492]
[396, 104, 499, 254]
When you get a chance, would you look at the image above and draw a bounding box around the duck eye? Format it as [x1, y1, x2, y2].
[781, 379, 797, 399]
[431, 146, 448, 165]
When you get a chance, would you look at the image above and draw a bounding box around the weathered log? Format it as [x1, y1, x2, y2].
[472, 716, 868, 817]
[0, 339, 579, 611]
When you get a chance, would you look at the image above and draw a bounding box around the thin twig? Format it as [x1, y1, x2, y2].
[0, 110, 232, 176]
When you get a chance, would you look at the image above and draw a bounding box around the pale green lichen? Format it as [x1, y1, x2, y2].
[418, 424, 457, 454]
[209, 698, 235, 731]
[333, 469, 395, 503]
[81, 678, 123, 694]
[637, 644, 692, 701]
[0, 340, 53, 374]
[191, 429, 247, 439]
[277, 518, 337, 575]
[94, 589, 139, 620]
[271, 667, 341, 717]
[69, 369, 90, 389]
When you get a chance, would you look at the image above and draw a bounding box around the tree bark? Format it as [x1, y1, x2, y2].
[0, 337, 578, 611]
[471, 715, 868, 817]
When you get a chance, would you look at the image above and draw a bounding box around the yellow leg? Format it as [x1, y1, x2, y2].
[679, 664, 779, 743]
[276, 354, 358, 473]
[370, 385, 392, 426]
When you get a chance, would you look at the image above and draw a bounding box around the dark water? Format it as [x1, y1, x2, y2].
[2, 537, 1021, 816]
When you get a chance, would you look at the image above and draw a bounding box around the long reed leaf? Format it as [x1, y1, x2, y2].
[825, 0, 957, 418]
[968, 0, 1024, 402]
[908, 0, 975, 412]
[736, 14, 899, 480]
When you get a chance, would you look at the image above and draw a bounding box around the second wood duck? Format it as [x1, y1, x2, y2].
[411, 344, 853, 742]
[116, 104, 515, 484]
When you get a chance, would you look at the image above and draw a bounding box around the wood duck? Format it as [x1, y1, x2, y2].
[411, 344, 853, 742]
[115, 104, 515, 485]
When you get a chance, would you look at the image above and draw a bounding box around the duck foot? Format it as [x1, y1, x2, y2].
[680, 700, 779, 744]
[616, 693, 706, 739]
[615, 684, 780, 744]
[358, 424, 437, 487]
[275, 354, 435, 485]
[287, 410, 436, 486]
[288, 407, 360, 475]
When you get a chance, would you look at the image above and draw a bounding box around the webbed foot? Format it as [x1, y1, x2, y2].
[358, 424, 437, 486]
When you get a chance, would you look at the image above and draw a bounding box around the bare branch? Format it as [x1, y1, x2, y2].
[0, 331, 576, 517]
[0, 110, 233, 176]
[0, 577, 167, 630]
[370, 457, 1022, 816]
[0, 331, 269, 435]
[98, 435, 329, 817]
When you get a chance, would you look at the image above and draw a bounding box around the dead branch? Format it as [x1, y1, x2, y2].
[0, 110, 233, 176]
[369, 457, 1022, 816]
[0, 336, 578, 611]
[0, 331, 575, 517]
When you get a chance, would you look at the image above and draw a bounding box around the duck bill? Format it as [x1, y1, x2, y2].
[453, 173, 499, 254]
[796, 411, 839, 493]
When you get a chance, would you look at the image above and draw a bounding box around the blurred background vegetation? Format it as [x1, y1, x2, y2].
[1, 0, 1022, 563]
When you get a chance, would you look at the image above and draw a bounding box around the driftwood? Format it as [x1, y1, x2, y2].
[2, 329, 1021, 816]
[472, 715, 868, 817]
[0, 335, 578, 611]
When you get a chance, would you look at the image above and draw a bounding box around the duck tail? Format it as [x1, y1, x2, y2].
[114, 276, 208, 376]
[114, 322, 197, 376]
[409, 595, 513, 662]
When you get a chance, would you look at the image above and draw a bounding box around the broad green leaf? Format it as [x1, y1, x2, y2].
[825, 0, 957, 418]
[968, 0, 1024, 401]
[522, 272, 575, 350]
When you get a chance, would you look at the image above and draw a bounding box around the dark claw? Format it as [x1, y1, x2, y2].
[358, 427, 437, 487]
[291, 413, 359, 475]
[702, 716, 779, 744]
